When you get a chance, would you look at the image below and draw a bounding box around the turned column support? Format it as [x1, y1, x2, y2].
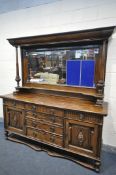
[96, 80, 104, 95]
[96, 80, 104, 106]
[15, 46, 21, 90]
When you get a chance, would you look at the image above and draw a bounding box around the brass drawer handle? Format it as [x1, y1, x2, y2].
[32, 122, 37, 127]
[33, 113, 37, 117]
[50, 126, 55, 133]
[13, 101, 16, 106]
[79, 114, 84, 120]
[32, 105, 36, 111]
[50, 109, 55, 115]
[50, 116, 56, 123]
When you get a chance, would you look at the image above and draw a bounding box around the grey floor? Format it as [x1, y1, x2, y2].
[0, 122, 116, 175]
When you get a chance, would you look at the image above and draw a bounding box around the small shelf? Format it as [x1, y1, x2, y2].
[17, 85, 103, 101]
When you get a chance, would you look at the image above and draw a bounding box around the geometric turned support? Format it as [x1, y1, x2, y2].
[14, 46, 21, 93]
[94, 161, 101, 173]
[96, 80, 104, 95]
[96, 80, 104, 105]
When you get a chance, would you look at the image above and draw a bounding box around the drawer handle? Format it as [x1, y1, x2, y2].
[50, 135, 55, 143]
[33, 113, 37, 117]
[32, 122, 37, 127]
[13, 101, 16, 106]
[32, 105, 36, 111]
[50, 116, 56, 123]
[79, 114, 84, 120]
[50, 126, 55, 133]
[50, 109, 55, 115]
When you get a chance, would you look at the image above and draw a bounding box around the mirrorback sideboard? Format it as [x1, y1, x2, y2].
[1, 26, 115, 172]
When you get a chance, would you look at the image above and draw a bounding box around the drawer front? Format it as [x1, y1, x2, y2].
[25, 111, 63, 126]
[65, 111, 103, 124]
[4, 99, 25, 109]
[25, 104, 64, 116]
[4, 100, 64, 117]
[26, 127, 63, 147]
[26, 119, 63, 136]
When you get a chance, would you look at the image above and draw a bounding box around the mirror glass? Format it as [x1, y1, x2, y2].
[26, 46, 100, 87]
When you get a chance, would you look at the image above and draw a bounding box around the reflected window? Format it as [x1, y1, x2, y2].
[26, 46, 100, 87]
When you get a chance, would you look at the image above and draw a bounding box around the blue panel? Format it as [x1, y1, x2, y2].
[66, 60, 80, 86]
[81, 60, 95, 87]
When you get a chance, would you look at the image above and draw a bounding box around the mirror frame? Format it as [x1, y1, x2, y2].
[8, 26, 115, 99]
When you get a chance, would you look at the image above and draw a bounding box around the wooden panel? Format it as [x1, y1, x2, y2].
[26, 127, 63, 147]
[1, 93, 108, 115]
[65, 111, 103, 125]
[65, 119, 98, 157]
[5, 106, 24, 134]
[3, 99, 64, 117]
[26, 118, 63, 136]
[8, 26, 114, 46]
[25, 111, 63, 126]
[4, 99, 25, 109]
[25, 104, 64, 117]
[70, 124, 94, 150]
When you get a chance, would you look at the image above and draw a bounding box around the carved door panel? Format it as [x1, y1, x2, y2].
[65, 119, 98, 156]
[5, 106, 24, 134]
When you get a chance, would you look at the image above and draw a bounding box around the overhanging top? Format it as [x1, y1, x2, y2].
[7, 26, 115, 47]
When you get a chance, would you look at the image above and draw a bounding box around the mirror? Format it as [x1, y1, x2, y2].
[26, 46, 100, 87]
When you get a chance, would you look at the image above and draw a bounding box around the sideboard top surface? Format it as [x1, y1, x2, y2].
[1, 93, 107, 116]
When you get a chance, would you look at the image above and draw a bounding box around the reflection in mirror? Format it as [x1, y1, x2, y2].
[26, 46, 100, 87]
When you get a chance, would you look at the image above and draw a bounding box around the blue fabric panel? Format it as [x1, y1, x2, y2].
[81, 60, 95, 87]
[66, 60, 80, 86]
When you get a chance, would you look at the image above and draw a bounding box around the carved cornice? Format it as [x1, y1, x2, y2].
[7, 26, 115, 47]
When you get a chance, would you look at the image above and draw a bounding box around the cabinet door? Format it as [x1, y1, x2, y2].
[4, 106, 24, 134]
[65, 119, 98, 157]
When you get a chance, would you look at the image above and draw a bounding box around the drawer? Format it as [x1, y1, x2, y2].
[26, 127, 63, 147]
[25, 111, 63, 126]
[25, 104, 64, 116]
[4, 99, 25, 109]
[65, 111, 103, 124]
[26, 119, 63, 136]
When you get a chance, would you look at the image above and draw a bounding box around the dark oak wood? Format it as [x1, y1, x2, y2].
[0, 26, 115, 172]
[1, 91, 107, 172]
[15, 46, 21, 90]
[1, 93, 107, 115]
[8, 26, 114, 46]
[18, 27, 114, 100]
